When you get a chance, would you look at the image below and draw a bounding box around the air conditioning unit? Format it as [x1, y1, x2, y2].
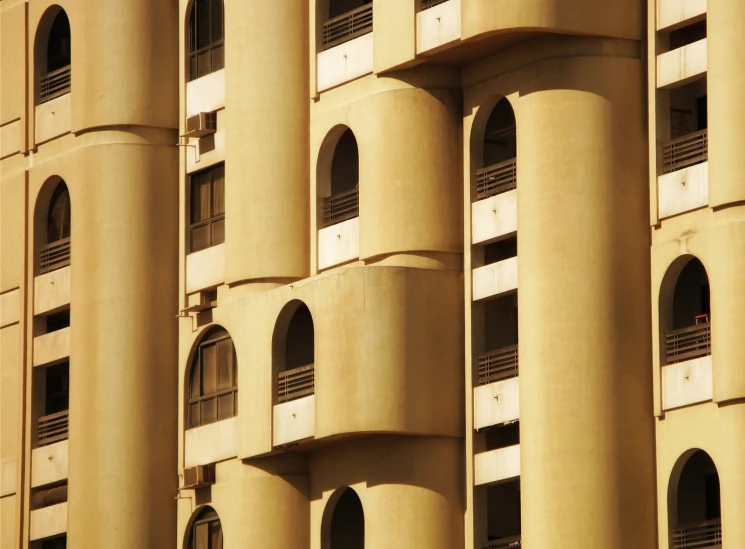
[183, 289, 217, 313]
[182, 464, 215, 489]
[183, 112, 217, 138]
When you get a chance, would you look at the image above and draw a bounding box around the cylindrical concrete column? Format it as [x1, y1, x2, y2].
[68, 144, 178, 548]
[716, 406, 745, 548]
[224, 0, 310, 284]
[518, 56, 657, 549]
[707, 0, 745, 207]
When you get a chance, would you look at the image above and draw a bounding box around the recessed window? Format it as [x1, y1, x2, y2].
[187, 507, 223, 549]
[188, 328, 237, 429]
[190, 163, 225, 253]
[40, 181, 71, 274]
[188, 0, 224, 81]
[36, 8, 71, 103]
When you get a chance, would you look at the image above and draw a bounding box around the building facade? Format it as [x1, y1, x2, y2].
[0, 0, 737, 548]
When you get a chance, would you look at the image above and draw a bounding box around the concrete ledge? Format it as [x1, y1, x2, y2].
[30, 502, 67, 541]
[472, 256, 518, 302]
[0, 289, 20, 328]
[186, 69, 225, 118]
[474, 377, 519, 430]
[185, 417, 237, 467]
[33, 328, 70, 368]
[416, 0, 461, 54]
[662, 355, 712, 411]
[31, 441, 68, 488]
[657, 38, 707, 89]
[186, 244, 225, 295]
[474, 444, 521, 486]
[34, 267, 71, 316]
[657, 0, 706, 31]
[472, 189, 517, 245]
[35, 94, 71, 145]
[273, 395, 315, 447]
[317, 33, 374, 92]
[658, 161, 708, 219]
[318, 217, 360, 271]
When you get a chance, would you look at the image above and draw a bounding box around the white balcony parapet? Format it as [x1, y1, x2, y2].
[474, 444, 521, 486]
[31, 440, 68, 488]
[34, 266, 71, 316]
[186, 69, 225, 118]
[658, 161, 708, 218]
[662, 355, 713, 411]
[273, 395, 315, 447]
[33, 327, 70, 368]
[317, 33, 374, 92]
[472, 256, 518, 302]
[417, 0, 461, 54]
[30, 502, 67, 541]
[472, 189, 517, 246]
[318, 217, 360, 271]
[657, 0, 707, 31]
[657, 38, 707, 89]
[184, 417, 237, 468]
[186, 243, 225, 295]
[474, 377, 520, 430]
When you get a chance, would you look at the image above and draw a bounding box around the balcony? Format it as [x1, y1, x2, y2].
[474, 444, 521, 486]
[317, 5, 374, 91]
[474, 346, 519, 430]
[184, 417, 238, 467]
[657, 0, 707, 31]
[658, 160, 708, 219]
[662, 129, 708, 175]
[186, 243, 225, 295]
[34, 266, 71, 316]
[33, 328, 70, 368]
[672, 519, 722, 549]
[473, 256, 518, 302]
[273, 364, 315, 446]
[482, 536, 522, 549]
[657, 38, 707, 89]
[38, 410, 69, 447]
[31, 440, 68, 488]
[662, 322, 712, 410]
[30, 501, 67, 541]
[476, 158, 517, 201]
[417, 0, 461, 54]
[318, 189, 360, 270]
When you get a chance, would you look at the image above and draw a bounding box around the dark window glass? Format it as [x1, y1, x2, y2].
[189, 509, 223, 549]
[188, 0, 224, 81]
[47, 183, 71, 244]
[47, 11, 71, 73]
[189, 164, 225, 252]
[188, 329, 237, 429]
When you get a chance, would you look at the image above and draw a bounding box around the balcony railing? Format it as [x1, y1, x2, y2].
[662, 129, 708, 174]
[278, 363, 315, 403]
[39, 237, 71, 275]
[476, 158, 517, 201]
[38, 409, 69, 447]
[672, 519, 722, 549]
[478, 344, 519, 386]
[665, 322, 711, 365]
[421, 0, 450, 9]
[483, 535, 522, 549]
[40, 65, 72, 104]
[323, 187, 359, 227]
[321, 3, 373, 50]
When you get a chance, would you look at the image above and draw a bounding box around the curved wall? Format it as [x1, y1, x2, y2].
[517, 55, 656, 549]
[67, 143, 178, 549]
[224, 0, 310, 284]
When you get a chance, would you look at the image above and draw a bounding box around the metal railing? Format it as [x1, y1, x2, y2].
[321, 3, 373, 50]
[662, 128, 708, 174]
[672, 519, 722, 549]
[421, 0, 450, 9]
[278, 363, 315, 403]
[39, 237, 71, 275]
[38, 409, 69, 447]
[483, 535, 522, 549]
[665, 322, 711, 365]
[40, 65, 71, 103]
[476, 158, 517, 201]
[478, 345, 519, 386]
[323, 187, 359, 227]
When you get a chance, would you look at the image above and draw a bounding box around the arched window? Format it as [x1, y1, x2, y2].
[475, 98, 516, 201]
[188, 0, 224, 81]
[320, 127, 359, 227]
[662, 257, 710, 365]
[187, 507, 223, 549]
[275, 302, 315, 403]
[323, 488, 364, 549]
[40, 181, 71, 274]
[36, 8, 71, 103]
[669, 450, 721, 547]
[188, 327, 237, 429]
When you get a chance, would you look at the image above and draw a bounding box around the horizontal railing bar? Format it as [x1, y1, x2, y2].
[277, 363, 315, 403]
[38, 410, 69, 447]
[666, 322, 710, 337]
[476, 157, 517, 201]
[482, 534, 522, 549]
[323, 188, 359, 226]
[662, 129, 708, 174]
[321, 4, 373, 49]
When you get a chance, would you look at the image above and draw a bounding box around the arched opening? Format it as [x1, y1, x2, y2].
[319, 127, 360, 228]
[274, 302, 315, 403]
[322, 488, 364, 549]
[188, 0, 224, 81]
[186, 506, 223, 549]
[321, 0, 373, 50]
[669, 450, 721, 548]
[187, 327, 237, 429]
[36, 7, 71, 103]
[37, 179, 71, 275]
[661, 257, 711, 365]
[474, 98, 517, 201]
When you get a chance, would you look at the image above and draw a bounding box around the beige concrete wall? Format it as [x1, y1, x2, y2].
[516, 55, 656, 549]
[34, 93, 71, 145]
[417, 0, 461, 54]
[373, 0, 416, 72]
[656, 38, 707, 89]
[0, 1, 27, 154]
[224, 0, 310, 285]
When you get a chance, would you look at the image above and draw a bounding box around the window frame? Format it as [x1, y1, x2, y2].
[188, 0, 225, 82]
[189, 508, 223, 549]
[188, 329, 237, 429]
[189, 163, 225, 254]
